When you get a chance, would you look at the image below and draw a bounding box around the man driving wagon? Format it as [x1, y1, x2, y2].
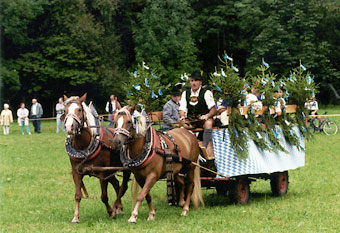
[179, 70, 217, 149]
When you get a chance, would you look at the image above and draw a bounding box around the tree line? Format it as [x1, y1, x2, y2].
[1, 0, 339, 116]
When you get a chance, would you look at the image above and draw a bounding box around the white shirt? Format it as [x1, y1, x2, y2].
[32, 104, 37, 115]
[56, 103, 65, 114]
[275, 98, 286, 113]
[17, 108, 30, 125]
[105, 101, 117, 113]
[245, 93, 258, 106]
[179, 87, 215, 113]
[305, 100, 318, 111]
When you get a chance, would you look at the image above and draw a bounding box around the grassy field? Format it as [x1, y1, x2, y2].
[1, 107, 340, 233]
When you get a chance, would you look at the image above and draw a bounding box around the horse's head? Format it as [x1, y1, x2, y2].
[63, 93, 87, 135]
[113, 106, 147, 149]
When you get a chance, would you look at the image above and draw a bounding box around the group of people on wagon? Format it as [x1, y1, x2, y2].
[162, 71, 216, 149]
[161, 70, 292, 149]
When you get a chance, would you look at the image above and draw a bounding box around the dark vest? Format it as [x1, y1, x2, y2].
[186, 88, 210, 117]
[108, 100, 116, 113]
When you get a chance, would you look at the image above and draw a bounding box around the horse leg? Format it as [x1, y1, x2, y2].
[71, 169, 82, 223]
[107, 175, 121, 218]
[175, 174, 186, 207]
[145, 192, 156, 221]
[181, 168, 195, 216]
[80, 180, 89, 198]
[128, 174, 157, 223]
[99, 178, 114, 218]
[112, 171, 131, 216]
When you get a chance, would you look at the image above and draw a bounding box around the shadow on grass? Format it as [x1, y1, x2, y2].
[202, 189, 297, 207]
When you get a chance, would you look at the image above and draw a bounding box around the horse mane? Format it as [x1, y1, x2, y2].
[116, 106, 147, 136]
[64, 96, 80, 104]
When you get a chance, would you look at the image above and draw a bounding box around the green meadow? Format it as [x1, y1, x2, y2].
[1, 107, 340, 233]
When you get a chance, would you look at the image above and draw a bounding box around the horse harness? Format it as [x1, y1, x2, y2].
[120, 126, 191, 206]
[65, 102, 117, 162]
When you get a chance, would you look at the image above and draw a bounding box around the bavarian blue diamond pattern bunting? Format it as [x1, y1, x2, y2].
[212, 127, 305, 178]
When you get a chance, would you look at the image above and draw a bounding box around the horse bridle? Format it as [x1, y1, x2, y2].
[114, 112, 135, 140]
[64, 100, 86, 133]
[114, 111, 154, 143]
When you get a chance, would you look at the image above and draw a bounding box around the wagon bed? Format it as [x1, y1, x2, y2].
[149, 105, 305, 204]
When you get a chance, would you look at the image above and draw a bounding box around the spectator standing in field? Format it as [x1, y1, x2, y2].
[162, 86, 181, 130]
[0, 104, 13, 135]
[17, 103, 31, 135]
[105, 94, 121, 126]
[30, 98, 43, 133]
[56, 97, 66, 133]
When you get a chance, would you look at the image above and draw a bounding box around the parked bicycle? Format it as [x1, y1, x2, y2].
[307, 112, 338, 135]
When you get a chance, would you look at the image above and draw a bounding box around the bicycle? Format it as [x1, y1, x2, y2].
[307, 112, 339, 135]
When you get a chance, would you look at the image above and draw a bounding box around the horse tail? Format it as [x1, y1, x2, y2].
[131, 175, 139, 208]
[191, 158, 205, 209]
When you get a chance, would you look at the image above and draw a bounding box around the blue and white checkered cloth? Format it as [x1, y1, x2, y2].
[212, 126, 305, 177]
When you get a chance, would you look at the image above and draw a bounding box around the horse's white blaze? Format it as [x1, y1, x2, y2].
[65, 103, 79, 127]
[117, 116, 124, 128]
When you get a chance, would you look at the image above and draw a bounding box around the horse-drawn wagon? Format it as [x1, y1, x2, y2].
[149, 104, 305, 205]
[62, 93, 306, 223]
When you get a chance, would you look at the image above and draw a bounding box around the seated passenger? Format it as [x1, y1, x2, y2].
[179, 70, 216, 148]
[273, 88, 286, 117]
[162, 86, 182, 130]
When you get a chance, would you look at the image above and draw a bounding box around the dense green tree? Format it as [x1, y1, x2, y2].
[133, 0, 199, 85]
[1, 0, 339, 113]
[192, 0, 339, 103]
[1, 0, 124, 113]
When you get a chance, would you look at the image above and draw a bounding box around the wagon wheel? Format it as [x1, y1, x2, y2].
[216, 181, 228, 196]
[270, 171, 289, 196]
[229, 177, 250, 204]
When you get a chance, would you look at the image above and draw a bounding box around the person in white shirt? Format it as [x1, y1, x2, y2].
[305, 96, 321, 126]
[179, 70, 216, 148]
[105, 94, 121, 126]
[273, 89, 286, 117]
[56, 97, 66, 133]
[244, 87, 263, 111]
[17, 103, 31, 135]
[0, 103, 13, 135]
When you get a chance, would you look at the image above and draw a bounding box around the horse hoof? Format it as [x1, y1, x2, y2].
[128, 216, 137, 223]
[147, 216, 155, 221]
[116, 212, 123, 217]
[181, 211, 187, 217]
[71, 219, 79, 224]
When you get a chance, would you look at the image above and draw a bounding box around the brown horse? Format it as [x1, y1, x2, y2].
[113, 106, 203, 223]
[63, 94, 131, 223]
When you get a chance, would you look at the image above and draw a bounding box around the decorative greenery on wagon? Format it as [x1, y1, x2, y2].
[282, 62, 319, 139]
[210, 54, 318, 158]
[210, 53, 248, 159]
[123, 62, 170, 113]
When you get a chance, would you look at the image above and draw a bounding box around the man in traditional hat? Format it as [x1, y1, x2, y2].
[162, 86, 182, 130]
[179, 70, 216, 148]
